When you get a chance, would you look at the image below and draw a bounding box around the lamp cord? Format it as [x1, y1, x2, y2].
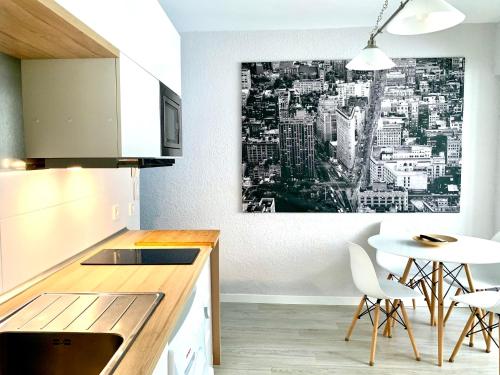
[370, 0, 412, 41]
[371, 0, 389, 37]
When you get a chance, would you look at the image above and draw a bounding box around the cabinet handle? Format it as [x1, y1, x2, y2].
[185, 351, 196, 375]
[204, 306, 210, 319]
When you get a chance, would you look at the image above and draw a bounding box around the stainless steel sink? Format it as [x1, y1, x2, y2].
[0, 292, 163, 375]
[0, 331, 123, 374]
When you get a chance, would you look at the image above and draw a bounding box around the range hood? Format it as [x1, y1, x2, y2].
[25, 158, 175, 170]
[20, 54, 180, 169]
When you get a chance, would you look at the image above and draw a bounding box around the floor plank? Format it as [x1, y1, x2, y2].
[215, 303, 497, 374]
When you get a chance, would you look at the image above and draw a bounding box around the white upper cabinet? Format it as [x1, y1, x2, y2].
[22, 54, 163, 158]
[55, 0, 181, 96]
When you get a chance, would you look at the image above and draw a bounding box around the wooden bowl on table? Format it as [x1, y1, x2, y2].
[412, 234, 458, 247]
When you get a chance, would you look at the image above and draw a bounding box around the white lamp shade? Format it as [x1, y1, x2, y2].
[346, 45, 396, 71]
[386, 0, 465, 35]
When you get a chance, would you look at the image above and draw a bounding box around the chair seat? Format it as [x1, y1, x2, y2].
[451, 291, 500, 313]
[378, 279, 423, 300]
[444, 274, 500, 291]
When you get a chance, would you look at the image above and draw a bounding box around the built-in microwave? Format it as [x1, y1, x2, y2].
[160, 82, 182, 157]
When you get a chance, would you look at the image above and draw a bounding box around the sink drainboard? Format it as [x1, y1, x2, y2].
[0, 292, 164, 375]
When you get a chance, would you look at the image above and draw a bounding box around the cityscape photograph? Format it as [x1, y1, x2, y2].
[242, 58, 464, 213]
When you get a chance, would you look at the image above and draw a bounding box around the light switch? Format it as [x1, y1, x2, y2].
[112, 204, 120, 221]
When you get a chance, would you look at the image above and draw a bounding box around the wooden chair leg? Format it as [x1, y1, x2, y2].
[385, 299, 392, 338]
[420, 279, 433, 315]
[383, 274, 393, 337]
[345, 296, 366, 341]
[410, 279, 416, 310]
[449, 308, 477, 362]
[430, 261, 438, 326]
[369, 300, 381, 366]
[457, 307, 489, 350]
[400, 301, 421, 361]
[444, 288, 462, 326]
[464, 265, 477, 347]
[476, 309, 492, 349]
[469, 315, 475, 347]
[487, 312, 494, 353]
[385, 300, 396, 333]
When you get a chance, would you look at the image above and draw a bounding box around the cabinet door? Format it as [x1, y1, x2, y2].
[55, 0, 181, 96]
[22, 59, 119, 158]
[151, 343, 169, 375]
[118, 54, 162, 158]
[194, 260, 213, 368]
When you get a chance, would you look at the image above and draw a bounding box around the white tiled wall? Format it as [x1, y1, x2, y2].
[0, 168, 140, 293]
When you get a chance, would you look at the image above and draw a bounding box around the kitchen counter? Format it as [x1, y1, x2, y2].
[0, 229, 221, 375]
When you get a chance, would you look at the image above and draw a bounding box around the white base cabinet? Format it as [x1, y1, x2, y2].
[152, 259, 213, 375]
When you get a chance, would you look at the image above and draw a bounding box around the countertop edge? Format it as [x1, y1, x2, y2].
[0, 229, 221, 375]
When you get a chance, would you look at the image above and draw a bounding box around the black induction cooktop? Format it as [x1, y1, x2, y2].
[81, 248, 200, 265]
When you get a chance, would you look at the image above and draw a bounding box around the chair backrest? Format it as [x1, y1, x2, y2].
[377, 220, 415, 272]
[491, 231, 500, 243]
[348, 242, 386, 299]
[470, 231, 500, 282]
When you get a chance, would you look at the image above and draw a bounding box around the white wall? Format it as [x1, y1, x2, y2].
[495, 23, 500, 230]
[141, 24, 499, 299]
[495, 23, 500, 75]
[0, 168, 139, 293]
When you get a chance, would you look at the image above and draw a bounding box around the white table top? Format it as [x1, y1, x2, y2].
[368, 234, 500, 264]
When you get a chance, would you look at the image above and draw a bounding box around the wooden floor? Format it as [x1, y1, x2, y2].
[214, 302, 498, 374]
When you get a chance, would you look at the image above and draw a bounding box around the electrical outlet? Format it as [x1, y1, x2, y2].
[128, 202, 135, 217]
[112, 204, 120, 221]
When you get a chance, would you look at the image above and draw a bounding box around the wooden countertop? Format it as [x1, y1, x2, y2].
[0, 229, 220, 375]
[136, 230, 220, 248]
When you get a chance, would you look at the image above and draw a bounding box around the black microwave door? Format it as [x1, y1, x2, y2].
[161, 96, 182, 152]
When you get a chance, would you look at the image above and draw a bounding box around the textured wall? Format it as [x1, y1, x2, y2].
[0, 52, 24, 159]
[141, 24, 499, 298]
[496, 23, 500, 75]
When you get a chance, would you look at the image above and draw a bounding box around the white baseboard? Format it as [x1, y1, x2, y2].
[221, 293, 451, 306]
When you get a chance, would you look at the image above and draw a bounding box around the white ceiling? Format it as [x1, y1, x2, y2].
[158, 0, 500, 33]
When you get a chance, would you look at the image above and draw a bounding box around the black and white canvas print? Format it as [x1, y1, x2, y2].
[241, 58, 464, 213]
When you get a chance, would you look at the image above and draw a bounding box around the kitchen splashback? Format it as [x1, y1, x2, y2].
[0, 168, 139, 293]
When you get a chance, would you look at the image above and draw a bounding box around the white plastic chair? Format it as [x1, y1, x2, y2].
[444, 231, 500, 327]
[377, 220, 419, 280]
[345, 242, 422, 366]
[378, 220, 434, 310]
[448, 291, 500, 365]
[445, 231, 500, 292]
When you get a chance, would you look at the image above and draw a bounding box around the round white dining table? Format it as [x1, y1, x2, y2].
[368, 233, 500, 366]
[368, 233, 500, 265]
